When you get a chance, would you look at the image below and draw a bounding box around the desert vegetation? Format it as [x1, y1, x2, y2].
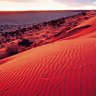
[0, 10, 96, 59]
[6, 43, 19, 57]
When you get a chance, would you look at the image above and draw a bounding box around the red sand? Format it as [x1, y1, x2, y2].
[64, 16, 96, 39]
[0, 16, 96, 96]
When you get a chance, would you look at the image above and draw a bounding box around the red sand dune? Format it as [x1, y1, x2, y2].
[64, 16, 96, 39]
[0, 16, 96, 96]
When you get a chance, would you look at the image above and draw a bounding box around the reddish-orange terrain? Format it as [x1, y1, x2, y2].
[0, 11, 96, 60]
[0, 12, 96, 96]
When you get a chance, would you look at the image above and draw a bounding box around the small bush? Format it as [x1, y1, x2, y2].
[6, 44, 19, 57]
[18, 39, 33, 47]
[81, 25, 91, 28]
[0, 49, 6, 59]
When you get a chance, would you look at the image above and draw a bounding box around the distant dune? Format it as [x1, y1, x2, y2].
[0, 15, 96, 96]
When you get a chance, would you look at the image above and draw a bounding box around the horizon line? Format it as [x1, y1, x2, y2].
[0, 10, 94, 12]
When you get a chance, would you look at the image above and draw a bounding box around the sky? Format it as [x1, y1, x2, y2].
[0, 0, 96, 11]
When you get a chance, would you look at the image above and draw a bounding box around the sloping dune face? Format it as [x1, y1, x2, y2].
[0, 15, 96, 96]
[0, 38, 96, 96]
[64, 16, 96, 39]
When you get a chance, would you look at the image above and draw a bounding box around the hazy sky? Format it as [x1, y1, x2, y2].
[0, 0, 96, 11]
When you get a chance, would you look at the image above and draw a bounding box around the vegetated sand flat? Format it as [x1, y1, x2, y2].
[0, 16, 96, 96]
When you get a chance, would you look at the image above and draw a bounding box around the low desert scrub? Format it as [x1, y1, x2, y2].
[18, 39, 33, 47]
[6, 43, 19, 57]
[0, 48, 6, 59]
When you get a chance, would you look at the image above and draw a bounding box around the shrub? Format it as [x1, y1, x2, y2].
[6, 44, 19, 57]
[18, 39, 33, 47]
[0, 49, 6, 59]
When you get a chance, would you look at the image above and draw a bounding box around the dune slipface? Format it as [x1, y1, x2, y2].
[0, 37, 96, 96]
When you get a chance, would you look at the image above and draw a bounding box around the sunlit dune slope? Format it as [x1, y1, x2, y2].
[0, 37, 96, 96]
[0, 15, 96, 96]
[64, 16, 96, 39]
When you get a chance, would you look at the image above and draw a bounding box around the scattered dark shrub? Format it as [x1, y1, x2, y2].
[20, 28, 27, 33]
[54, 32, 63, 37]
[81, 12, 87, 16]
[18, 39, 33, 47]
[66, 27, 71, 31]
[81, 25, 91, 28]
[33, 25, 40, 30]
[6, 44, 19, 57]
